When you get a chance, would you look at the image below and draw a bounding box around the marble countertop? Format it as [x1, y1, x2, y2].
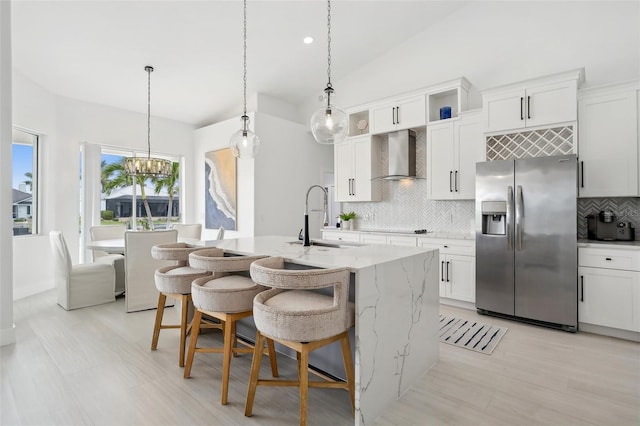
[322, 228, 475, 240]
[195, 235, 433, 272]
[577, 239, 640, 249]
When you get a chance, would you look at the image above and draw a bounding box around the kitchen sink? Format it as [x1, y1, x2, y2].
[287, 239, 363, 249]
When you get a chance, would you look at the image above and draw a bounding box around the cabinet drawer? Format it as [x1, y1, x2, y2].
[386, 235, 417, 247]
[360, 234, 387, 245]
[417, 237, 475, 256]
[322, 231, 360, 243]
[578, 247, 640, 271]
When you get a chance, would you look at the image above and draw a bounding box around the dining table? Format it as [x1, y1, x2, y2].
[86, 237, 203, 255]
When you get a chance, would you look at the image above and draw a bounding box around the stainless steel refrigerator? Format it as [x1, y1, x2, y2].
[475, 154, 577, 331]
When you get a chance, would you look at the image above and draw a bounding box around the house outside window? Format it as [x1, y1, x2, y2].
[12, 129, 39, 236]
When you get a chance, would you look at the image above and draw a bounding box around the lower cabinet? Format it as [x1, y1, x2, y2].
[321, 230, 360, 243]
[578, 246, 640, 333]
[417, 237, 475, 303]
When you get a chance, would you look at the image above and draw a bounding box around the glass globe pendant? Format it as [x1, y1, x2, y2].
[310, 0, 348, 145]
[230, 114, 260, 159]
[230, 0, 259, 159]
[310, 84, 348, 144]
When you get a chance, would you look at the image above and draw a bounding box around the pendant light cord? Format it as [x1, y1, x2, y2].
[242, 0, 248, 129]
[326, 0, 332, 87]
[146, 65, 153, 159]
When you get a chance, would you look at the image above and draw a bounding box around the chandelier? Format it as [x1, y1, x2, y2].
[124, 66, 172, 176]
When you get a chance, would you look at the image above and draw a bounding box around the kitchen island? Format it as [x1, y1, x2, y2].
[195, 236, 439, 425]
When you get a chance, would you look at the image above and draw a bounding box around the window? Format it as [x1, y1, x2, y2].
[11, 129, 39, 236]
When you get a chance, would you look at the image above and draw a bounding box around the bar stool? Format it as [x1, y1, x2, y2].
[185, 249, 279, 405]
[151, 243, 211, 367]
[245, 256, 355, 426]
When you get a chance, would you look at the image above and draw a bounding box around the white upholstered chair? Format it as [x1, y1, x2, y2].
[150, 243, 211, 367]
[245, 256, 355, 425]
[50, 230, 116, 310]
[172, 223, 202, 240]
[184, 249, 278, 405]
[124, 230, 178, 313]
[90, 224, 126, 295]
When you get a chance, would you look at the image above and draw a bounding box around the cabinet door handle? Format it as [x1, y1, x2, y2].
[455, 170, 459, 192]
[396, 106, 400, 125]
[520, 97, 524, 120]
[605, 257, 612, 261]
[352, 178, 356, 196]
[449, 171, 453, 192]
[392, 107, 396, 125]
[580, 161, 584, 188]
[580, 275, 584, 302]
[446, 261, 450, 282]
[440, 261, 445, 282]
[349, 178, 353, 196]
[527, 95, 531, 119]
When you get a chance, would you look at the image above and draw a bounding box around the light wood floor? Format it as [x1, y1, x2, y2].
[2, 290, 639, 426]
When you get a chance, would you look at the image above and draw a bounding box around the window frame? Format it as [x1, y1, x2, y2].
[12, 127, 40, 237]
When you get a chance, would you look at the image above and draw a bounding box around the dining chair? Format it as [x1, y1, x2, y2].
[50, 230, 116, 310]
[124, 230, 178, 313]
[172, 223, 202, 240]
[90, 224, 127, 295]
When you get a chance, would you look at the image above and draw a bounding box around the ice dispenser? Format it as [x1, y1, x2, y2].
[481, 201, 507, 235]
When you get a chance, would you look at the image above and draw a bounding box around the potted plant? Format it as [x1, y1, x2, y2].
[339, 211, 356, 230]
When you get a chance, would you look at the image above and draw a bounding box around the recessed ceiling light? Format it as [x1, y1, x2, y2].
[303, 36, 314, 44]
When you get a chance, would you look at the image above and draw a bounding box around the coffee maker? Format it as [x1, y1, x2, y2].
[587, 211, 636, 241]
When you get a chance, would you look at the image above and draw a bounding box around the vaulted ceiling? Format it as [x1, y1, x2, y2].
[11, 1, 469, 127]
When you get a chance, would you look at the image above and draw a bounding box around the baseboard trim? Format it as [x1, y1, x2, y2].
[439, 297, 475, 311]
[579, 322, 640, 342]
[1, 324, 16, 346]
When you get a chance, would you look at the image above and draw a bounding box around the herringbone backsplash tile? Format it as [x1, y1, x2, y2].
[578, 198, 640, 239]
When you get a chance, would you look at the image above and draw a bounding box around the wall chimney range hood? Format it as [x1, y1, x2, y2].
[376, 130, 417, 180]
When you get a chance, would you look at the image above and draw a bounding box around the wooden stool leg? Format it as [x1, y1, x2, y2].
[299, 345, 309, 426]
[244, 331, 264, 417]
[151, 293, 167, 350]
[340, 332, 356, 413]
[183, 310, 203, 379]
[266, 338, 279, 377]
[221, 317, 234, 405]
[179, 294, 189, 367]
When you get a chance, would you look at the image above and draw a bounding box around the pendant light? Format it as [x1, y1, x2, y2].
[229, 0, 260, 159]
[124, 66, 172, 176]
[310, 0, 348, 145]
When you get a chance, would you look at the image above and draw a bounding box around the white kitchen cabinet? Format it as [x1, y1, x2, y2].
[322, 230, 361, 243]
[370, 95, 426, 134]
[427, 110, 484, 200]
[359, 233, 387, 245]
[577, 81, 639, 197]
[483, 69, 583, 134]
[417, 237, 475, 303]
[578, 245, 640, 333]
[334, 135, 381, 202]
[386, 235, 417, 247]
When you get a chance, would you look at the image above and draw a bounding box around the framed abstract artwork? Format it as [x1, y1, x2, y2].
[204, 148, 237, 230]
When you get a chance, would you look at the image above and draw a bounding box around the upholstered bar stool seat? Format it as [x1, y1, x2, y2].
[184, 249, 278, 405]
[245, 256, 355, 426]
[151, 243, 211, 367]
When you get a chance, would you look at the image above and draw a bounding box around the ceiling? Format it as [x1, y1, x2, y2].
[11, 1, 469, 127]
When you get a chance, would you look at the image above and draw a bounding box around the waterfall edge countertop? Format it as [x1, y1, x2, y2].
[194, 235, 440, 426]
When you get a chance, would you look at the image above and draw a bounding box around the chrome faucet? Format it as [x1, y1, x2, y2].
[304, 185, 329, 247]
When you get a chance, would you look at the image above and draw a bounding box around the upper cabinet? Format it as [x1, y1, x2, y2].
[482, 69, 584, 135]
[334, 135, 382, 202]
[577, 80, 639, 198]
[427, 110, 484, 200]
[370, 95, 426, 134]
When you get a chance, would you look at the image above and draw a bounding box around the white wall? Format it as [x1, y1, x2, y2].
[193, 101, 333, 241]
[301, 1, 640, 120]
[11, 72, 194, 300]
[1, 0, 15, 345]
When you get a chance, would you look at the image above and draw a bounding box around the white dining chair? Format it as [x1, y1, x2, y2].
[124, 230, 178, 313]
[172, 223, 202, 240]
[50, 230, 116, 310]
[90, 224, 127, 295]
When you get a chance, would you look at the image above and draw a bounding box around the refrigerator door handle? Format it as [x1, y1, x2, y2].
[515, 185, 523, 251]
[506, 186, 514, 251]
